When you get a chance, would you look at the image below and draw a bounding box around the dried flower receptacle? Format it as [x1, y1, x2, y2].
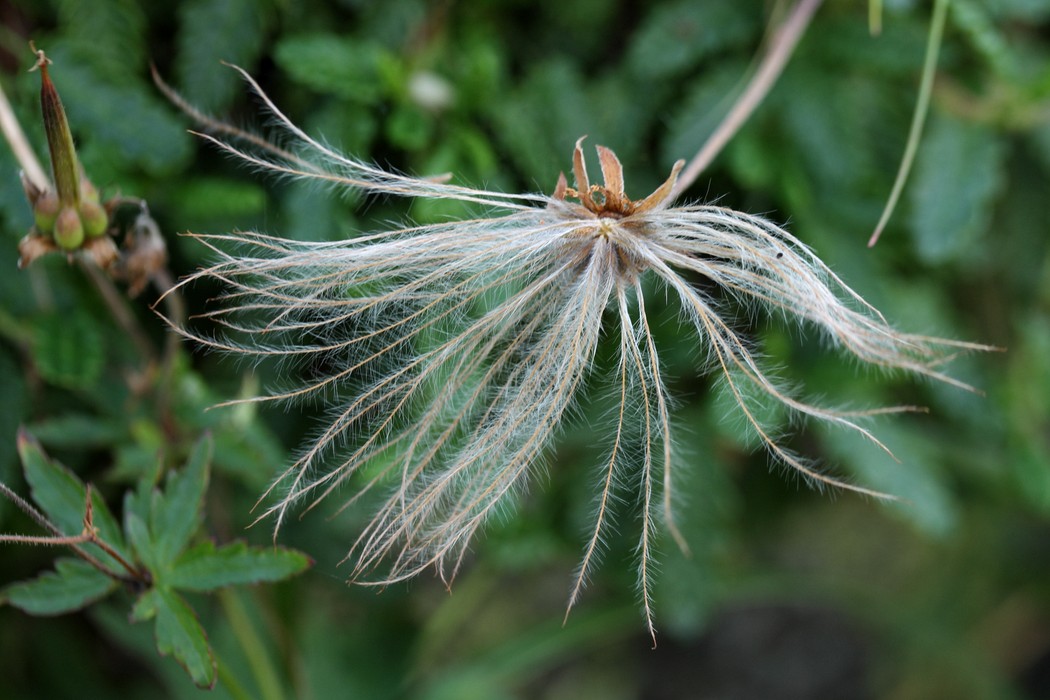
[165, 67, 992, 640]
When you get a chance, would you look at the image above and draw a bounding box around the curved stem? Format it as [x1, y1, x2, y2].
[867, 0, 948, 247]
[672, 0, 823, 198]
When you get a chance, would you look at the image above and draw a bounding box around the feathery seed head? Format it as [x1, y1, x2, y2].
[164, 68, 993, 641]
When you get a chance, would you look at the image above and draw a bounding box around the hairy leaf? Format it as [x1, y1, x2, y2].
[144, 587, 216, 689]
[17, 431, 131, 573]
[32, 312, 105, 390]
[168, 540, 311, 591]
[1, 558, 117, 616]
[176, 0, 270, 112]
[151, 437, 212, 565]
[274, 34, 395, 104]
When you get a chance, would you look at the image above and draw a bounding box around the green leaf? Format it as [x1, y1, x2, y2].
[23, 414, 127, 450]
[626, 0, 757, 79]
[1, 558, 117, 615]
[176, 0, 270, 112]
[56, 0, 148, 79]
[129, 584, 157, 623]
[45, 46, 192, 179]
[124, 510, 158, 575]
[17, 430, 131, 573]
[490, 59, 590, 185]
[274, 34, 395, 104]
[150, 437, 213, 565]
[168, 540, 311, 591]
[384, 104, 433, 152]
[821, 424, 959, 538]
[32, 312, 105, 390]
[908, 114, 1005, 264]
[146, 587, 217, 689]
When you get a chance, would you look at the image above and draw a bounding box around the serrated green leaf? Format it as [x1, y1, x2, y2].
[130, 586, 157, 623]
[57, 0, 147, 79]
[150, 436, 212, 564]
[17, 431, 131, 574]
[168, 540, 311, 591]
[1, 558, 117, 616]
[176, 0, 269, 112]
[491, 59, 590, 185]
[125, 510, 158, 576]
[149, 587, 216, 689]
[626, 0, 757, 79]
[821, 424, 959, 538]
[908, 114, 1005, 263]
[274, 34, 395, 104]
[32, 312, 105, 390]
[45, 46, 192, 179]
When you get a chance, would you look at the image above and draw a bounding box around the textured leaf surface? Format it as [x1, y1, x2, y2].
[18, 431, 131, 573]
[150, 437, 212, 564]
[909, 114, 1004, 263]
[168, 540, 311, 591]
[32, 312, 104, 390]
[176, 0, 269, 112]
[627, 0, 757, 78]
[1, 558, 117, 615]
[274, 35, 394, 104]
[147, 587, 216, 689]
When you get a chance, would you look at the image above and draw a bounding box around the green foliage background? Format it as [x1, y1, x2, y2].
[1, 0, 1049, 697]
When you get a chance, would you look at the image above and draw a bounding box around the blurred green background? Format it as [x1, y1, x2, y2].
[1, 0, 1048, 698]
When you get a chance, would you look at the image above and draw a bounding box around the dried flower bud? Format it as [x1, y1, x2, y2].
[32, 49, 80, 207]
[33, 189, 59, 234]
[53, 206, 84, 250]
[17, 232, 59, 268]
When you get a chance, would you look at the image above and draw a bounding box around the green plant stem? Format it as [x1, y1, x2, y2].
[868, 0, 949, 247]
[218, 588, 286, 700]
[79, 259, 156, 368]
[216, 653, 255, 700]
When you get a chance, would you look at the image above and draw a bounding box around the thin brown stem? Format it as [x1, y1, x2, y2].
[672, 0, 823, 197]
[0, 480, 64, 537]
[0, 482, 146, 585]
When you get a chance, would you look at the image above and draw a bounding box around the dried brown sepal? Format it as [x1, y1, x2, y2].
[82, 236, 120, 270]
[554, 138, 686, 219]
[17, 232, 60, 268]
